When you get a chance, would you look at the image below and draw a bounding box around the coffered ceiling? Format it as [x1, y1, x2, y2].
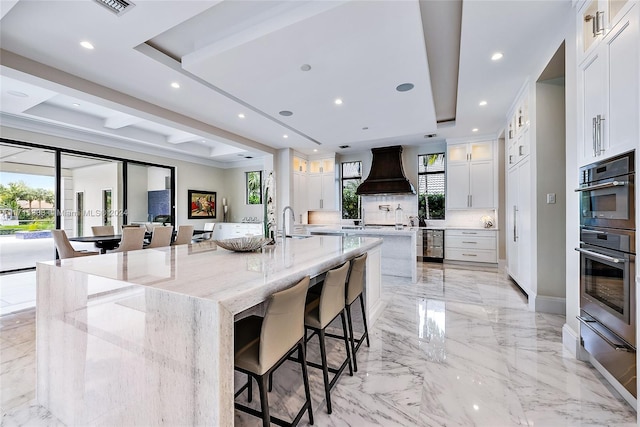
[0, 0, 571, 167]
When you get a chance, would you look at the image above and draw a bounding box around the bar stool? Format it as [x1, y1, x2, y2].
[304, 261, 353, 414]
[234, 276, 314, 427]
[344, 253, 370, 372]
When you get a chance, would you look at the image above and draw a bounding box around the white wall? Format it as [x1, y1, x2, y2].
[221, 165, 266, 223]
[72, 162, 121, 232]
[127, 164, 149, 223]
[147, 166, 170, 191]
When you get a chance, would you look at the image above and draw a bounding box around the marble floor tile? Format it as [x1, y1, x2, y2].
[1, 262, 637, 426]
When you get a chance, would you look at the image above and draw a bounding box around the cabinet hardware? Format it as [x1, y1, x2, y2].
[509, 155, 513, 164]
[596, 114, 605, 155]
[469, 195, 472, 207]
[462, 253, 477, 257]
[518, 145, 524, 156]
[574, 180, 626, 192]
[585, 11, 605, 37]
[462, 241, 478, 244]
[592, 116, 598, 157]
[513, 205, 518, 242]
[461, 232, 477, 235]
[320, 199, 323, 209]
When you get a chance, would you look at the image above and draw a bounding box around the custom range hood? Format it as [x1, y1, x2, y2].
[356, 145, 416, 195]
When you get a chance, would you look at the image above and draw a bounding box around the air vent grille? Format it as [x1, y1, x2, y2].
[93, 0, 135, 15]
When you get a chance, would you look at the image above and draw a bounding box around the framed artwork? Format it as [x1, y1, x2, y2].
[188, 190, 216, 219]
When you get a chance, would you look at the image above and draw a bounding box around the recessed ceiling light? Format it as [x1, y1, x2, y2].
[171, 82, 180, 89]
[72, 103, 80, 107]
[396, 83, 414, 92]
[7, 90, 28, 98]
[491, 52, 503, 61]
[80, 41, 94, 50]
[238, 113, 245, 119]
[334, 98, 343, 105]
[479, 101, 487, 106]
[313, 149, 318, 152]
[279, 110, 293, 116]
[472, 128, 479, 132]
[283, 134, 288, 139]
[300, 64, 311, 71]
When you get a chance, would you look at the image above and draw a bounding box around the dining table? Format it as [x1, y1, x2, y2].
[68, 234, 121, 253]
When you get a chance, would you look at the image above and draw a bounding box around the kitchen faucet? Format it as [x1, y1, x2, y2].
[282, 206, 295, 237]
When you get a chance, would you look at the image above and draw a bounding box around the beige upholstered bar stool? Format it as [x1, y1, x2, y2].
[51, 230, 98, 259]
[173, 225, 194, 245]
[146, 225, 173, 248]
[304, 261, 353, 414]
[234, 276, 314, 427]
[344, 253, 370, 372]
[109, 227, 145, 253]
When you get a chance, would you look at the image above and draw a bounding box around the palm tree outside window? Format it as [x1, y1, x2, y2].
[341, 161, 362, 219]
[246, 171, 262, 204]
[418, 153, 445, 220]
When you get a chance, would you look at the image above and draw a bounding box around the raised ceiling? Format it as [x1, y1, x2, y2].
[0, 0, 571, 167]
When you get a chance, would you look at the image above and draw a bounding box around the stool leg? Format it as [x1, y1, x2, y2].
[299, 342, 314, 425]
[268, 372, 273, 392]
[317, 328, 332, 414]
[340, 310, 353, 377]
[247, 374, 253, 402]
[257, 374, 270, 427]
[346, 303, 358, 372]
[359, 293, 370, 347]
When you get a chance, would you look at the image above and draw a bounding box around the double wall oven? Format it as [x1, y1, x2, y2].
[575, 151, 636, 398]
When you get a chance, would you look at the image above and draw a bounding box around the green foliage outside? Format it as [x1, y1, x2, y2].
[418, 193, 445, 220]
[0, 181, 55, 224]
[247, 171, 262, 205]
[342, 180, 360, 219]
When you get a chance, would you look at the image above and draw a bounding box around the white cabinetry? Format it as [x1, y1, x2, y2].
[307, 156, 336, 211]
[578, 2, 638, 166]
[445, 229, 497, 264]
[213, 222, 262, 240]
[506, 158, 532, 293]
[292, 156, 308, 223]
[446, 141, 495, 209]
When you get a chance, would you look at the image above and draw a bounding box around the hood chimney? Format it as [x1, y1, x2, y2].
[356, 146, 416, 195]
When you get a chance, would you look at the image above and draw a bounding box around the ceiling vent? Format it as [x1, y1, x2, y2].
[93, 0, 135, 15]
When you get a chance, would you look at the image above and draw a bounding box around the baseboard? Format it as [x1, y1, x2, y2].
[562, 323, 581, 359]
[532, 295, 566, 314]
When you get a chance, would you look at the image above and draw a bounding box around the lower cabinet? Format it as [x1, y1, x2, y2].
[212, 223, 262, 240]
[444, 229, 497, 263]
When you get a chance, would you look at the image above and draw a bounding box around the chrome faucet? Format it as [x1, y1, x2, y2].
[282, 206, 295, 237]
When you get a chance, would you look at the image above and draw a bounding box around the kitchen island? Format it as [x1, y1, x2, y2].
[309, 225, 418, 283]
[35, 235, 382, 426]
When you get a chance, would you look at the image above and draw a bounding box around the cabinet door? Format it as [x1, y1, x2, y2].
[307, 174, 322, 210]
[446, 162, 470, 208]
[469, 141, 493, 161]
[506, 166, 519, 280]
[605, 5, 638, 157]
[469, 161, 494, 208]
[293, 172, 307, 221]
[517, 158, 532, 295]
[580, 50, 605, 165]
[447, 144, 468, 163]
[321, 172, 336, 210]
[515, 127, 529, 162]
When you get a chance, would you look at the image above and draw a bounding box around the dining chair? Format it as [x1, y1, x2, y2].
[52, 230, 99, 260]
[110, 227, 145, 253]
[91, 225, 115, 236]
[304, 261, 353, 414]
[234, 276, 313, 427]
[146, 225, 173, 248]
[173, 225, 194, 245]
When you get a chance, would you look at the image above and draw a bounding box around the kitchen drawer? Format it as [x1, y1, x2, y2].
[446, 229, 496, 238]
[445, 248, 497, 263]
[446, 235, 496, 250]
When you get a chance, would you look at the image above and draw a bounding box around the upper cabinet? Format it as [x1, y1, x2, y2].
[577, 2, 638, 165]
[579, 0, 633, 58]
[507, 92, 530, 169]
[292, 156, 308, 223]
[446, 140, 495, 209]
[307, 155, 336, 211]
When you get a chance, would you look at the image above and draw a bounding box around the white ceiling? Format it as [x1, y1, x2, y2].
[0, 0, 571, 168]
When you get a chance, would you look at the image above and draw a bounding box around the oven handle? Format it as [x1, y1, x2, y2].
[574, 247, 626, 263]
[574, 180, 627, 192]
[576, 316, 635, 352]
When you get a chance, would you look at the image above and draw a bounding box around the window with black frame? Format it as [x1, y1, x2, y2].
[418, 153, 445, 220]
[341, 161, 362, 219]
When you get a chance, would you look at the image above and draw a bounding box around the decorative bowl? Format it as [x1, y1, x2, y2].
[214, 236, 271, 252]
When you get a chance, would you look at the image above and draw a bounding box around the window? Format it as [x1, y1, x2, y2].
[418, 153, 445, 220]
[246, 171, 262, 204]
[341, 161, 362, 219]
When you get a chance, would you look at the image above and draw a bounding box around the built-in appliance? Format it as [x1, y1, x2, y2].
[576, 151, 634, 230]
[423, 229, 444, 262]
[575, 150, 636, 399]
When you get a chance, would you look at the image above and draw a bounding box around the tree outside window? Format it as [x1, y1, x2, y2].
[418, 153, 445, 220]
[246, 171, 262, 204]
[341, 161, 362, 219]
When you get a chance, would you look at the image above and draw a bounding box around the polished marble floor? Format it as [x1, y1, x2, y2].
[1, 262, 637, 426]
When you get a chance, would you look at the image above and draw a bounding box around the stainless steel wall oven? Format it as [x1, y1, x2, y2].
[575, 150, 636, 399]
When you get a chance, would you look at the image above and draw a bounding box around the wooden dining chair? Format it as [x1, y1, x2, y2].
[52, 230, 99, 259]
[173, 225, 194, 245]
[146, 225, 173, 248]
[110, 227, 145, 253]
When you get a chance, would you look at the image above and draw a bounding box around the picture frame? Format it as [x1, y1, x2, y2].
[188, 190, 216, 219]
